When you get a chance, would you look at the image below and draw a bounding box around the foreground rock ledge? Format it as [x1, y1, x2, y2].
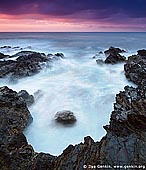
[0, 85, 146, 170]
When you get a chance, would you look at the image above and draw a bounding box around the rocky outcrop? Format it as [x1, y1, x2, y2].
[137, 49, 146, 56]
[0, 86, 56, 170]
[104, 47, 126, 64]
[55, 110, 77, 125]
[18, 90, 34, 106]
[124, 54, 146, 86]
[0, 52, 9, 59]
[0, 86, 32, 138]
[104, 46, 126, 55]
[12, 51, 48, 78]
[0, 51, 65, 79]
[47, 53, 65, 62]
[105, 54, 126, 64]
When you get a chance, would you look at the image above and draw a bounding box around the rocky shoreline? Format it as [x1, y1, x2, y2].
[0, 47, 146, 170]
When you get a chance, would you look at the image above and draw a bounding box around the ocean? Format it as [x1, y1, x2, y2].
[0, 32, 145, 155]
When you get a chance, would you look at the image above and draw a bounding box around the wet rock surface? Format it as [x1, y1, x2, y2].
[0, 51, 64, 79]
[0, 86, 55, 170]
[18, 90, 34, 106]
[0, 52, 9, 59]
[104, 46, 126, 55]
[104, 47, 126, 64]
[124, 54, 146, 86]
[0, 86, 33, 138]
[55, 110, 77, 125]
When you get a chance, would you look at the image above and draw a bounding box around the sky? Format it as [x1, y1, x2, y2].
[0, 0, 146, 32]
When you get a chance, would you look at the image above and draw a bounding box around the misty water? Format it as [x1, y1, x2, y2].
[0, 32, 143, 155]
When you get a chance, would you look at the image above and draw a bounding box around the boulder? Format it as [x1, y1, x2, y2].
[18, 90, 34, 106]
[55, 110, 77, 125]
[137, 49, 146, 56]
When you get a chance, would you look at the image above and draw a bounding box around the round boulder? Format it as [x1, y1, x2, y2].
[54, 110, 77, 125]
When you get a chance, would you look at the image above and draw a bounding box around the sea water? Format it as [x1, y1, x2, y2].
[0, 32, 144, 155]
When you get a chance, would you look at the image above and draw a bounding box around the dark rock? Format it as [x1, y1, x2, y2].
[104, 46, 126, 55]
[108, 85, 146, 135]
[11, 51, 40, 58]
[137, 49, 146, 56]
[47, 53, 65, 61]
[0, 60, 16, 78]
[99, 51, 103, 54]
[9, 51, 48, 79]
[31, 153, 56, 170]
[105, 53, 126, 64]
[55, 110, 77, 125]
[0, 45, 11, 49]
[18, 90, 34, 106]
[0, 86, 33, 138]
[0, 86, 35, 170]
[104, 47, 126, 64]
[124, 55, 146, 86]
[55, 53, 65, 58]
[0, 52, 9, 59]
[0, 51, 65, 79]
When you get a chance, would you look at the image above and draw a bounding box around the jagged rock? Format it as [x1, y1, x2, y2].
[0, 52, 9, 59]
[104, 47, 126, 64]
[105, 53, 126, 64]
[104, 46, 126, 55]
[31, 153, 56, 170]
[0, 86, 33, 138]
[107, 86, 146, 135]
[55, 110, 77, 125]
[0, 51, 49, 79]
[47, 53, 65, 62]
[0, 51, 65, 79]
[0, 45, 11, 49]
[124, 55, 146, 86]
[11, 52, 48, 78]
[55, 53, 65, 58]
[0, 86, 56, 170]
[18, 90, 34, 106]
[137, 49, 146, 56]
[0, 60, 17, 78]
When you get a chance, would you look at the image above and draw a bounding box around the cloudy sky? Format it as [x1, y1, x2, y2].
[0, 0, 146, 32]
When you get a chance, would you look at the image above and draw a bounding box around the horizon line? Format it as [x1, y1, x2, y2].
[0, 31, 146, 33]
